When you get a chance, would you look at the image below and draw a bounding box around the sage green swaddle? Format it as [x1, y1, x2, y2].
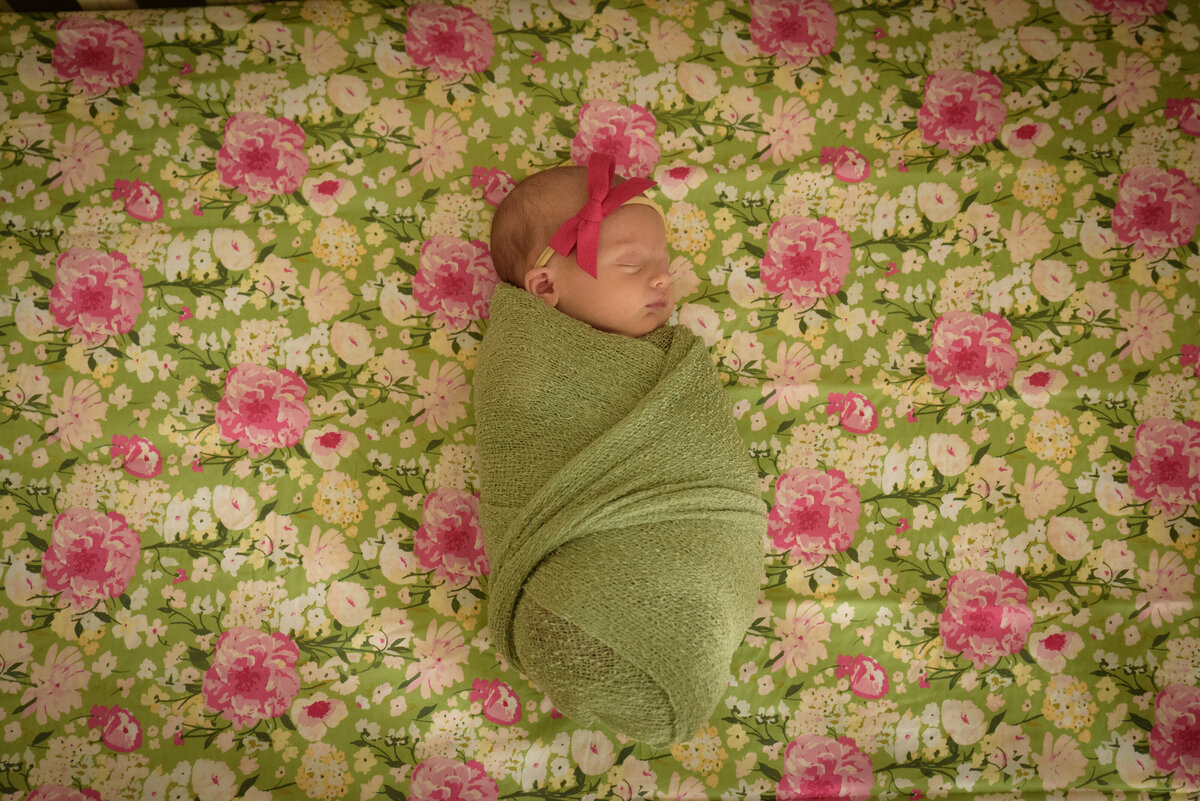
[474, 283, 766, 745]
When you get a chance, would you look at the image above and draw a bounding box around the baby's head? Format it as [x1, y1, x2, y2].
[490, 157, 674, 338]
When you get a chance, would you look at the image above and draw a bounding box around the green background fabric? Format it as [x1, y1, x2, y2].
[1, 0, 1199, 799]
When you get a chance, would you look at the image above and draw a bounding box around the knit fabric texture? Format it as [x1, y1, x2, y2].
[473, 283, 766, 746]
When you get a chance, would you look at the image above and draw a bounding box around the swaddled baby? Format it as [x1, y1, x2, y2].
[474, 153, 765, 745]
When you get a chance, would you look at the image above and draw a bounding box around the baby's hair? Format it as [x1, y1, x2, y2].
[490, 165, 589, 286]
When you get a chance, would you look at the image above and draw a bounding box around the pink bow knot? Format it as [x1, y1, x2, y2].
[546, 152, 656, 278]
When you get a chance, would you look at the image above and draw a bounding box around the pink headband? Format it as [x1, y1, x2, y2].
[535, 153, 658, 278]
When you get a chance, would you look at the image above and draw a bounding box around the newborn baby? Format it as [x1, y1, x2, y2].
[488, 155, 674, 336]
[474, 153, 765, 745]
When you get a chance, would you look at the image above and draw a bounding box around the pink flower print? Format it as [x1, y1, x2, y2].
[1000, 120, 1053, 159]
[826, 392, 878, 434]
[53, 17, 144, 95]
[768, 468, 861, 563]
[749, 0, 837, 66]
[405, 4, 495, 83]
[1028, 626, 1084, 673]
[1137, 550, 1195, 627]
[820, 146, 870, 183]
[25, 786, 100, 801]
[111, 179, 163, 222]
[201, 627, 301, 729]
[42, 509, 140, 610]
[918, 69, 1007, 156]
[470, 678, 522, 725]
[1012, 366, 1067, 409]
[216, 113, 309, 203]
[777, 735, 875, 801]
[304, 426, 358, 470]
[413, 236, 499, 329]
[216, 364, 311, 457]
[1127, 419, 1200, 516]
[760, 216, 852, 309]
[1111, 168, 1200, 260]
[290, 692, 348, 741]
[1166, 98, 1200, 136]
[409, 757, 499, 801]
[87, 705, 142, 753]
[300, 173, 356, 216]
[925, 311, 1018, 404]
[1116, 291, 1174, 365]
[571, 99, 661, 179]
[1149, 684, 1200, 789]
[20, 644, 91, 725]
[759, 97, 817, 166]
[771, 599, 831, 676]
[836, 654, 889, 700]
[470, 166, 515, 206]
[406, 619, 470, 698]
[50, 248, 144, 345]
[1091, 0, 1167, 26]
[940, 569, 1034, 669]
[1183, 344, 1200, 378]
[111, 434, 163, 479]
[414, 488, 488, 586]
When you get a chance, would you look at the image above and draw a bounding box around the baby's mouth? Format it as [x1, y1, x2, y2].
[647, 296, 670, 310]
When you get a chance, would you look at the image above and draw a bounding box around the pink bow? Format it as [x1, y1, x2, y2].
[546, 152, 656, 278]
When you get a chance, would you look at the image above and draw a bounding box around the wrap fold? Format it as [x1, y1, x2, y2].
[474, 283, 766, 745]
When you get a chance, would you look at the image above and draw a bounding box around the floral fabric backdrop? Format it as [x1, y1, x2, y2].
[1, 0, 1199, 799]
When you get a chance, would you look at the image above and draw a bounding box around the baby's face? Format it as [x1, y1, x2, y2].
[551, 204, 675, 337]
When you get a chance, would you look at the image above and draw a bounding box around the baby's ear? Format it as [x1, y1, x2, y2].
[524, 267, 559, 307]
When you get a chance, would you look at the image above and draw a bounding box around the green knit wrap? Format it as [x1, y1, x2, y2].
[473, 284, 766, 746]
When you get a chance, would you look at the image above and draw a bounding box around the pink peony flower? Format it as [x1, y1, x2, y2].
[112, 179, 163, 222]
[1012, 366, 1067, 409]
[87, 705, 142, 753]
[406, 620, 469, 698]
[940, 569, 1034, 668]
[1127, 418, 1200, 516]
[470, 678, 522, 725]
[50, 248, 144, 345]
[826, 392, 878, 434]
[1091, 0, 1167, 25]
[111, 434, 163, 479]
[760, 216, 852, 309]
[925, 311, 1018, 403]
[201, 627, 301, 729]
[1111, 167, 1200, 260]
[1149, 684, 1200, 789]
[215, 364, 311, 457]
[405, 4, 494, 82]
[414, 488, 488, 586]
[836, 654, 889, 699]
[1166, 98, 1200, 136]
[768, 468, 861, 563]
[470, 166, 515, 206]
[53, 17, 144, 95]
[413, 236, 499, 328]
[820, 146, 870, 183]
[216, 113, 309, 203]
[25, 786, 100, 801]
[749, 0, 837, 66]
[571, 99, 661, 179]
[290, 693, 348, 740]
[1115, 290, 1174, 365]
[777, 735, 874, 801]
[410, 757, 498, 801]
[918, 69, 1007, 155]
[42, 509, 140, 610]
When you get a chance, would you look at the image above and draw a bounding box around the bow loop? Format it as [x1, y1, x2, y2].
[545, 152, 657, 278]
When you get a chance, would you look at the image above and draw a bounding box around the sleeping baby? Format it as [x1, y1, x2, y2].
[472, 153, 766, 746]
